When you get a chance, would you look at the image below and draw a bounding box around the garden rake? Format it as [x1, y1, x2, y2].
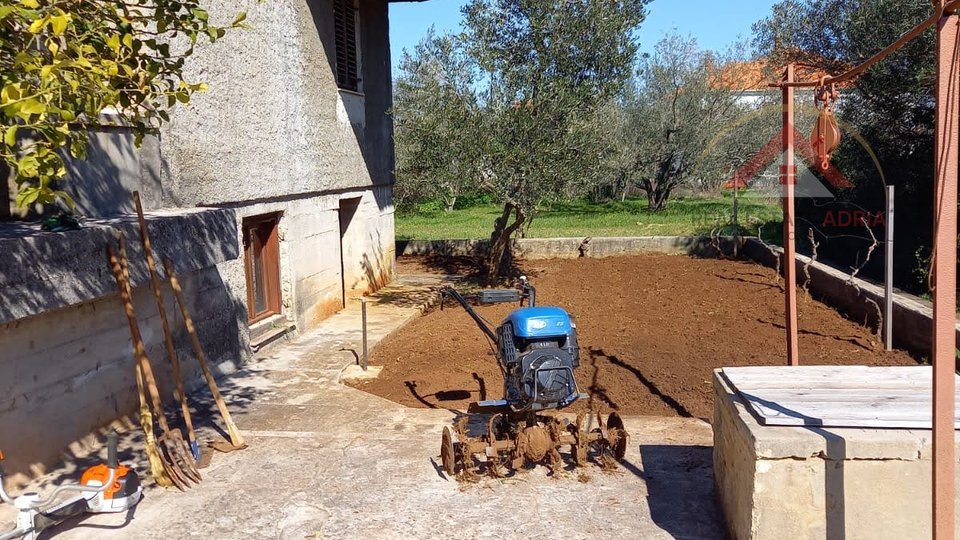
[132, 191, 203, 467]
[107, 233, 199, 490]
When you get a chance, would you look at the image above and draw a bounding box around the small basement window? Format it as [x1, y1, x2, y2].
[243, 214, 282, 324]
[333, 0, 360, 92]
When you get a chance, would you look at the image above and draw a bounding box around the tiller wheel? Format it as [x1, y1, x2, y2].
[439, 412, 629, 479]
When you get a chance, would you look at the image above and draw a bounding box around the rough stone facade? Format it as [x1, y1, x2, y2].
[1, 0, 397, 483]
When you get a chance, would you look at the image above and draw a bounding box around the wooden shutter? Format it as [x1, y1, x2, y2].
[334, 0, 359, 92]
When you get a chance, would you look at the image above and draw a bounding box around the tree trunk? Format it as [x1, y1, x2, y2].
[444, 195, 457, 212]
[647, 182, 672, 211]
[647, 193, 668, 212]
[485, 202, 525, 284]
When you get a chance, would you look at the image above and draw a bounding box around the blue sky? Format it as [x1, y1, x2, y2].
[389, 0, 781, 76]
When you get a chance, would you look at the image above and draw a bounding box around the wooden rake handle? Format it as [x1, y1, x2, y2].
[132, 192, 198, 447]
[163, 259, 246, 448]
[106, 235, 174, 487]
[113, 232, 174, 434]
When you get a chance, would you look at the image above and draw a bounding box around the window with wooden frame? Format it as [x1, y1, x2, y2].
[243, 214, 282, 324]
[333, 0, 360, 92]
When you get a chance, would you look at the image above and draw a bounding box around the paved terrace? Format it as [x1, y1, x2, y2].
[1, 274, 723, 539]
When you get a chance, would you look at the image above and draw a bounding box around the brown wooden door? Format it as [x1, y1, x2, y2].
[243, 214, 281, 323]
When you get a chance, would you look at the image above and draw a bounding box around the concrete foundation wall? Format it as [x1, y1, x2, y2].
[713, 371, 960, 539]
[397, 236, 739, 259]
[0, 211, 244, 486]
[742, 237, 953, 359]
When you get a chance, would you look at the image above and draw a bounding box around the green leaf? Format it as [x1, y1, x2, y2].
[0, 6, 16, 21]
[16, 187, 40, 207]
[232, 12, 247, 26]
[50, 13, 69, 35]
[28, 16, 46, 33]
[1, 84, 21, 104]
[4, 125, 17, 146]
[190, 8, 208, 22]
[19, 0, 39, 8]
[19, 99, 46, 115]
[122, 33, 133, 49]
[106, 34, 120, 53]
[175, 92, 189, 104]
[17, 155, 39, 178]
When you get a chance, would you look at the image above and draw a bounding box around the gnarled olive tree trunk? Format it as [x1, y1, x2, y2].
[484, 202, 526, 284]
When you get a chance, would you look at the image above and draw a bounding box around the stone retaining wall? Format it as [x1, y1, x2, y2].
[397, 235, 739, 259]
[0, 209, 244, 486]
[742, 237, 948, 359]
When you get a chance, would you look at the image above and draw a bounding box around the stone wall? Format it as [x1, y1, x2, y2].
[397, 236, 739, 259]
[0, 210, 243, 486]
[742, 237, 954, 359]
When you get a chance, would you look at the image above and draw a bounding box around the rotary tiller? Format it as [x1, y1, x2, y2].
[438, 278, 628, 478]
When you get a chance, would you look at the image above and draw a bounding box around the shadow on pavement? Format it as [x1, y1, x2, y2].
[629, 444, 727, 539]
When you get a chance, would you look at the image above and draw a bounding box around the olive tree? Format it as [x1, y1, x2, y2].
[393, 29, 482, 212]
[463, 0, 649, 279]
[608, 35, 751, 212]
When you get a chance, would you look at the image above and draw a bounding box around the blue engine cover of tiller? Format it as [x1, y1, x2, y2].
[505, 306, 573, 339]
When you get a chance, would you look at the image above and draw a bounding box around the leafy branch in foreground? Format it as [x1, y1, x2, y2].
[1, 0, 250, 209]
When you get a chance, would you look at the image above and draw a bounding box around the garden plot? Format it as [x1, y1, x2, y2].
[348, 254, 916, 420]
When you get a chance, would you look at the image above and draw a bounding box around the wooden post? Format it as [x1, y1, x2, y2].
[932, 12, 959, 539]
[884, 185, 895, 351]
[782, 63, 800, 366]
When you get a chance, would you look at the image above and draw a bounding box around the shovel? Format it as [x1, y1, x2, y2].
[163, 258, 248, 455]
[109, 232, 199, 490]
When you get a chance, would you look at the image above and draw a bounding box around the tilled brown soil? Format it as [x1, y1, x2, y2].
[349, 255, 917, 420]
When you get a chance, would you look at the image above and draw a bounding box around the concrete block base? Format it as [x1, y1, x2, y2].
[713, 369, 960, 539]
[340, 365, 383, 382]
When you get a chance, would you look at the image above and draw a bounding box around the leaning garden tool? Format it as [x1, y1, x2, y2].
[107, 241, 174, 489]
[132, 191, 202, 465]
[164, 258, 248, 453]
[108, 233, 198, 490]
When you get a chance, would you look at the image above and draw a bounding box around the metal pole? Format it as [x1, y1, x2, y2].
[782, 63, 800, 366]
[361, 297, 368, 371]
[733, 182, 740, 258]
[932, 11, 959, 539]
[884, 185, 895, 351]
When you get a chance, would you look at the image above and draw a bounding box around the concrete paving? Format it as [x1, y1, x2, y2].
[1, 274, 724, 539]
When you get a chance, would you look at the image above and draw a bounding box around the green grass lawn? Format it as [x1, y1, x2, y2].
[396, 195, 783, 240]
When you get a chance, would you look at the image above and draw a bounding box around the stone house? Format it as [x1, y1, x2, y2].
[0, 0, 406, 484]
